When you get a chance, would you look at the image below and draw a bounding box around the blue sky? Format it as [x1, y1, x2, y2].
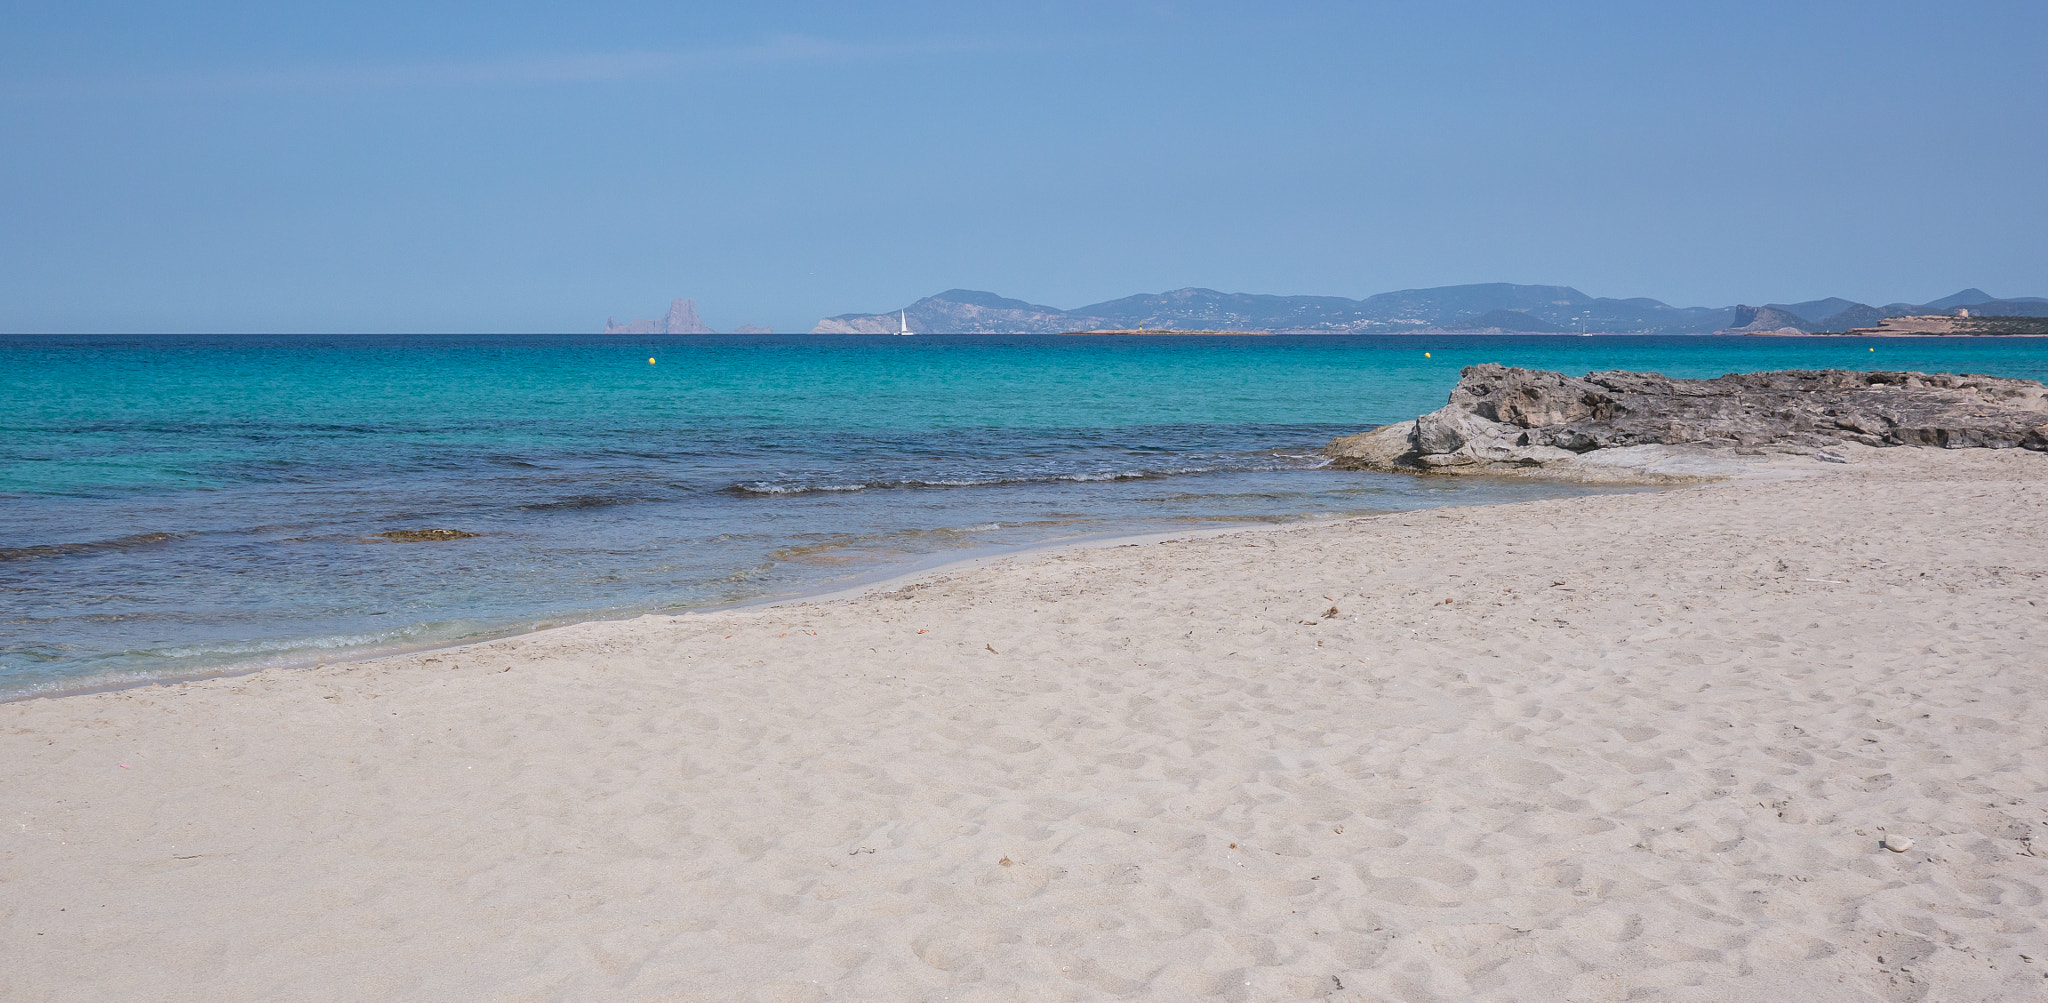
[3, 1, 2043, 333]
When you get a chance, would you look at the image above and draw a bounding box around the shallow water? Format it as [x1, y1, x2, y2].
[6, 332, 2046, 698]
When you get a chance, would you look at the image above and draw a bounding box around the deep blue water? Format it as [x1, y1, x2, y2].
[5, 332, 2046, 699]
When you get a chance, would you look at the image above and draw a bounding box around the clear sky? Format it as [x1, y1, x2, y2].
[3, 1, 2043, 333]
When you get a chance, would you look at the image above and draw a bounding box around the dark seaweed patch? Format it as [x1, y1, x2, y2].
[0, 532, 185, 562]
[371, 529, 482, 542]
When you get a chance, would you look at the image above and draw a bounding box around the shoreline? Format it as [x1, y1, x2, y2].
[6, 444, 2044, 999]
[8, 472, 1660, 706]
[0, 524, 1191, 706]
[0, 511, 1406, 706]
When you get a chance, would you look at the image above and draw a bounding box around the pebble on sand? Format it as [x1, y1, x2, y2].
[1883, 834, 1914, 852]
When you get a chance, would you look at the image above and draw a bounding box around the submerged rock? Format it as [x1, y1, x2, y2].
[373, 529, 482, 542]
[1328, 364, 2048, 476]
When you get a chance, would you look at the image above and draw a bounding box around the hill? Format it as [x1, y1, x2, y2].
[811, 290, 1075, 334]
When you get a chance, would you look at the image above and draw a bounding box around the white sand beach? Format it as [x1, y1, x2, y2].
[4, 444, 2045, 1002]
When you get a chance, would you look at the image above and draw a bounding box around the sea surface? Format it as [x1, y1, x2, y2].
[6, 332, 2047, 699]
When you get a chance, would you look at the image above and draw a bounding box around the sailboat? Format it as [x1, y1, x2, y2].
[895, 311, 915, 336]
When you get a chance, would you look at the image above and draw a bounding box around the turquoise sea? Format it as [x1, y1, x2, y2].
[6, 332, 2047, 699]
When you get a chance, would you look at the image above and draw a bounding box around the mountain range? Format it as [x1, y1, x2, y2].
[805, 285, 2048, 335]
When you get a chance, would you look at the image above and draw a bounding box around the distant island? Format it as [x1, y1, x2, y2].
[804, 284, 2048, 336]
[1058, 328, 1273, 337]
[605, 298, 772, 335]
[611, 285, 2048, 337]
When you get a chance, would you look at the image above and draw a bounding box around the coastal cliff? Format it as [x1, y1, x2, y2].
[1328, 365, 2048, 478]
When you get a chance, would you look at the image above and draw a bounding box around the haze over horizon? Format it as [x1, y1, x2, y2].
[4, 1, 2044, 335]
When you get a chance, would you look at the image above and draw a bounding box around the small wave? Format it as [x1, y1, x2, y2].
[728, 468, 1211, 496]
[1269, 451, 1336, 468]
[0, 531, 185, 562]
[137, 625, 439, 662]
[770, 540, 859, 560]
[0, 619, 497, 701]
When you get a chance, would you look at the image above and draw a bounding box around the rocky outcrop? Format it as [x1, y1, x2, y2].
[663, 298, 715, 334]
[606, 298, 716, 335]
[1327, 364, 2048, 475]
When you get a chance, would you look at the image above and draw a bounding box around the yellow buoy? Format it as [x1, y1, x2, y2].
[648, 357, 656, 365]
[1424, 351, 1432, 358]
[1869, 347, 1875, 352]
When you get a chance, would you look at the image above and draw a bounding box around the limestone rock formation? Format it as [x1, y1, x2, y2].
[1328, 364, 2048, 475]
